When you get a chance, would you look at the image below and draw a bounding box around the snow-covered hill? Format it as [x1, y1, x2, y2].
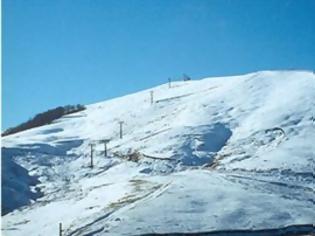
[2, 70, 315, 235]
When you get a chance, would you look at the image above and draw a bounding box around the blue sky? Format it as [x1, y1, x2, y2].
[2, 0, 315, 130]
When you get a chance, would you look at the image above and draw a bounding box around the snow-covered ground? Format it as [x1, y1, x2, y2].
[1, 70, 315, 235]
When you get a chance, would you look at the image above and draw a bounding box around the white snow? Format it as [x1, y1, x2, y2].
[1, 70, 315, 235]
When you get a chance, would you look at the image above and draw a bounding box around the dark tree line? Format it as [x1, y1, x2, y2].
[2, 104, 86, 136]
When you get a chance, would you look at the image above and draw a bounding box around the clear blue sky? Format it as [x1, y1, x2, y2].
[2, 0, 315, 130]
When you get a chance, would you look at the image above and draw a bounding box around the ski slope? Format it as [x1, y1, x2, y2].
[2, 70, 315, 235]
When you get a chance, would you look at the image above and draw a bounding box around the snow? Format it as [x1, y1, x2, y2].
[1, 148, 42, 215]
[1, 70, 315, 235]
[105, 170, 314, 235]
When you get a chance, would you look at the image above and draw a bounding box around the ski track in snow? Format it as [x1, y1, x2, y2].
[1, 70, 315, 235]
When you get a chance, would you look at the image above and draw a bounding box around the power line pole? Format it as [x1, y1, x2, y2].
[100, 139, 110, 157]
[150, 90, 154, 105]
[59, 222, 63, 236]
[89, 143, 95, 168]
[119, 121, 124, 139]
[183, 73, 191, 81]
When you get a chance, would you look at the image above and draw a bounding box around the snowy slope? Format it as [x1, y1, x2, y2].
[1, 70, 315, 235]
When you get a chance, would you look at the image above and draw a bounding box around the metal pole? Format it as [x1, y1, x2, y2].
[100, 139, 110, 157]
[59, 222, 63, 236]
[104, 142, 107, 157]
[119, 121, 124, 139]
[89, 143, 94, 168]
[150, 91, 154, 104]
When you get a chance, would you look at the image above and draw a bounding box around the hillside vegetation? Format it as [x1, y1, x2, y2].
[2, 104, 85, 136]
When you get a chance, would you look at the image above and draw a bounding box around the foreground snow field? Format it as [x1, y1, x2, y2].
[1, 70, 315, 235]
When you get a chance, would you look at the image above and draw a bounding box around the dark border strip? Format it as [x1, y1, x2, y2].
[137, 224, 315, 236]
